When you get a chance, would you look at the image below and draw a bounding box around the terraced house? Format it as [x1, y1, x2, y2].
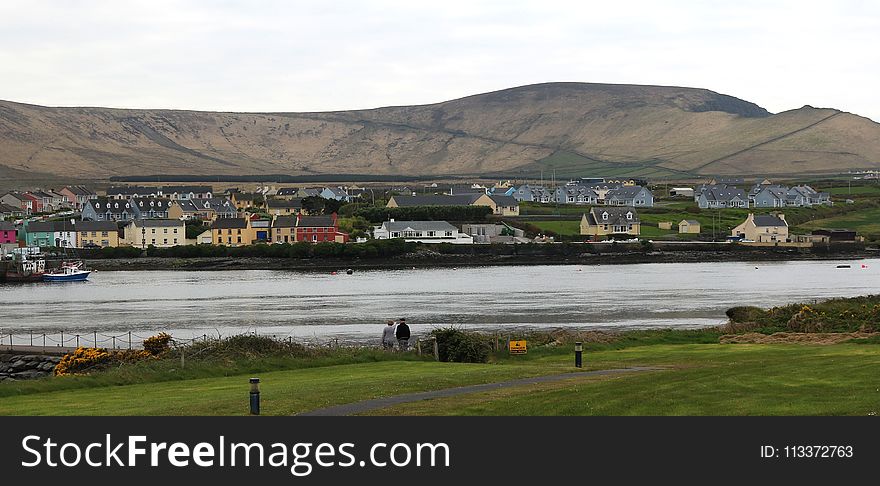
[122, 219, 185, 248]
[169, 197, 238, 221]
[295, 214, 348, 243]
[131, 198, 173, 219]
[81, 198, 140, 221]
[696, 184, 749, 209]
[76, 221, 119, 248]
[211, 218, 257, 246]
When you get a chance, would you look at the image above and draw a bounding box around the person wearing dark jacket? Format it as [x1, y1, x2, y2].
[395, 318, 411, 351]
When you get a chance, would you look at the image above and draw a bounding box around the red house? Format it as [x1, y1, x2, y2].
[21, 193, 42, 213]
[0, 221, 17, 244]
[295, 213, 348, 243]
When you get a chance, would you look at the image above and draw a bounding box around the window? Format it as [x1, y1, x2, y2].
[151, 228, 156, 234]
[602, 212, 608, 221]
[163, 228, 168, 234]
[445, 231, 453, 237]
[237, 236, 241, 243]
[312, 235, 317, 242]
[163, 239, 168, 245]
[173, 238, 178, 244]
[151, 239, 156, 244]
[173, 228, 178, 233]
[101, 231, 108, 237]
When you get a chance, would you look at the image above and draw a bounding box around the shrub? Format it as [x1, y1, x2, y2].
[725, 306, 766, 323]
[143, 332, 173, 356]
[54, 347, 152, 376]
[430, 328, 490, 363]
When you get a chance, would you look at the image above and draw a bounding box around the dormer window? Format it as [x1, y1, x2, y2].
[626, 212, 632, 220]
[602, 212, 608, 221]
[114, 203, 119, 208]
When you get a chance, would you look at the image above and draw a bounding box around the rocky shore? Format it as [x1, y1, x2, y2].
[86, 249, 873, 272]
[0, 354, 60, 381]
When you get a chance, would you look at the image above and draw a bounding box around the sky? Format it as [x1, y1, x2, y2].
[1, 0, 878, 121]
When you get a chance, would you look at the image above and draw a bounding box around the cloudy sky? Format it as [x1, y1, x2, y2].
[1, 1, 878, 120]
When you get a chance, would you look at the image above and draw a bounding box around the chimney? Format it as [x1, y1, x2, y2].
[390, 218, 395, 223]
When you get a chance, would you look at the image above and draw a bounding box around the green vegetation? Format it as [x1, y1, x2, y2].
[798, 207, 880, 241]
[2, 317, 878, 416]
[725, 295, 880, 333]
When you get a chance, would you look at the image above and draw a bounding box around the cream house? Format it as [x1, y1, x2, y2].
[678, 219, 701, 234]
[580, 207, 640, 238]
[122, 219, 186, 248]
[472, 194, 520, 216]
[731, 213, 789, 242]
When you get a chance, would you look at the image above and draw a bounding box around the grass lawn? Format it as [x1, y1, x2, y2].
[798, 207, 880, 239]
[528, 219, 582, 236]
[362, 343, 880, 416]
[2, 335, 879, 416]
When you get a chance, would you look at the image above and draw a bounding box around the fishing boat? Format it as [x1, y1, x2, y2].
[43, 260, 91, 282]
[1, 248, 46, 283]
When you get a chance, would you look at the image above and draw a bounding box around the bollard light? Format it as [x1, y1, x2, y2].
[575, 341, 583, 368]
[249, 378, 261, 415]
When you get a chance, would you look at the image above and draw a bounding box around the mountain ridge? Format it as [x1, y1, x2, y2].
[1, 82, 878, 181]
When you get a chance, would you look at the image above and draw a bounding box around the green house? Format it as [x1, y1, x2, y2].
[25, 221, 54, 247]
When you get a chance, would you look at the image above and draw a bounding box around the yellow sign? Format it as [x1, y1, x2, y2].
[509, 340, 527, 355]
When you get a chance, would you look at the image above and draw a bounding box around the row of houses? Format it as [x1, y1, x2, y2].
[694, 182, 831, 209]
[386, 194, 521, 216]
[1, 186, 98, 214]
[510, 182, 655, 207]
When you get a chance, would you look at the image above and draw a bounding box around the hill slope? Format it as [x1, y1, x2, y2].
[1, 82, 878, 181]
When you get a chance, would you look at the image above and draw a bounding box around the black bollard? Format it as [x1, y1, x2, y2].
[575, 341, 583, 368]
[249, 378, 261, 415]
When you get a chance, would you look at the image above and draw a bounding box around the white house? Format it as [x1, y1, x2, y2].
[372, 220, 473, 244]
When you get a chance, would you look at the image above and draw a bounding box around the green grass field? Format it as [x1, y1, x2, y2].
[797, 207, 880, 239]
[2, 332, 879, 416]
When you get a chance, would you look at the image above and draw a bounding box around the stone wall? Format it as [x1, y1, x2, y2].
[0, 354, 60, 381]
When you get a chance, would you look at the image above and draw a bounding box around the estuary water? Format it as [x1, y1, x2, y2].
[0, 259, 878, 344]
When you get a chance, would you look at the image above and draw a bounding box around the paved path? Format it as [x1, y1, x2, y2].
[299, 366, 661, 416]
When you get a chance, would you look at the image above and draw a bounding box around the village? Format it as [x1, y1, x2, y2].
[0, 176, 870, 258]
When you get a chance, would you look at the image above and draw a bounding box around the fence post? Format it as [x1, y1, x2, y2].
[42, 334, 46, 348]
[180, 346, 185, 369]
[60, 331, 64, 348]
[432, 337, 439, 361]
[112, 336, 116, 349]
[94, 331, 98, 348]
[75, 335, 79, 348]
[30, 331, 33, 347]
[128, 331, 132, 350]
[416, 339, 422, 356]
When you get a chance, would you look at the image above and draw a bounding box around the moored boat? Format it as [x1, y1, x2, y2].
[2, 247, 46, 283]
[43, 260, 91, 282]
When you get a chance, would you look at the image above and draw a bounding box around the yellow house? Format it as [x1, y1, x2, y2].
[678, 219, 701, 234]
[76, 221, 119, 248]
[265, 198, 305, 217]
[211, 218, 260, 246]
[231, 193, 259, 210]
[731, 213, 789, 242]
[271, 215, 297, 243]
[580, 207, 640, 238]
[473, 194, 520, 216]
[122, 219, 186, 248]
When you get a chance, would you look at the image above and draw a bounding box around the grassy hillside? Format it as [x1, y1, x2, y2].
[2, 82, 880, 182]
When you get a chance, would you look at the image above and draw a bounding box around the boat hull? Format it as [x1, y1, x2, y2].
[43, 271, 91, 282]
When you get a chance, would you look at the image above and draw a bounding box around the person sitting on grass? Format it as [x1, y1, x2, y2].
[382, 320, 396, 350]
[395, 318, 411, 351]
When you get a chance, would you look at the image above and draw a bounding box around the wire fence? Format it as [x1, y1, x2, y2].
[0, 330, 218, 351]
[0, 330, 349, 351]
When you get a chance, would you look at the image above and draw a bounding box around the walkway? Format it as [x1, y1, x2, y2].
[299, 366, 661, 416]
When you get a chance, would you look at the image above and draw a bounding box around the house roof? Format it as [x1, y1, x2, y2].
[86, 198, 138, 214]
[176, 197, 236, 213]
[487, 195, 519, 206]
[753, 214, 787, 227]
[266, 198, 303, 209]
[0, 203, 22, 213]
[606, 186, 648, 199]
[75, 221, 118, 232]
[2, 192, 26, 203]
[161, 185, 212, 194]
[129, 219, 183, 228]
[680, 219, 700, 225]
[276, 187, 300, 196]
[390, 194, 480, 207]
[26, 221, 56, 233]
[132, 198, 173, 211]
[297, 215, 335, 227]
[0, 221, 15, 231]
[699, 184, 746, 202]
[212, 218, 249, 229]
[382, 220, 458, 232]
[272, 215, 298, 228]
[586, 207, 640, 226]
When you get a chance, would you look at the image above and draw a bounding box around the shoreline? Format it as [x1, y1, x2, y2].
[86, 250, 875, 272]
